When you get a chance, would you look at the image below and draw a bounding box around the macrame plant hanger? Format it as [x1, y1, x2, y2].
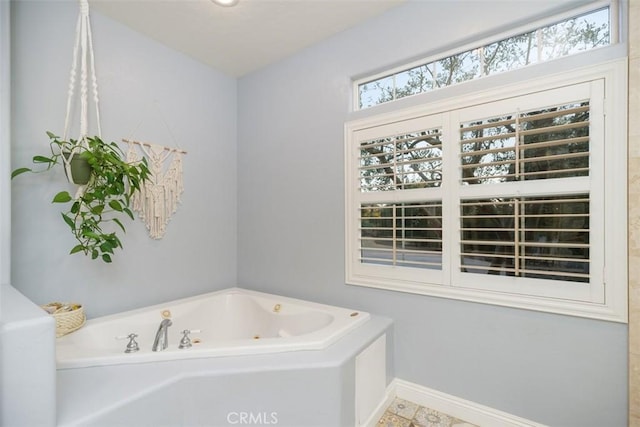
[60, 0, 101, 196]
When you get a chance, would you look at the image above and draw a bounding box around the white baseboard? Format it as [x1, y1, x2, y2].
[364, 378, 547, 427]
[360, 383, 395, 427]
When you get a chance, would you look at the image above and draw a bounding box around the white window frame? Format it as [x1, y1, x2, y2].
[345, 59, 627, 322]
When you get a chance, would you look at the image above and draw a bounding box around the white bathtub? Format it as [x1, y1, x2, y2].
[56, 289, 390, 426]
[56, 287, 370, 369]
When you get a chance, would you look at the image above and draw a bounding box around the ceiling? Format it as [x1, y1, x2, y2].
[90, 0, 405, 77]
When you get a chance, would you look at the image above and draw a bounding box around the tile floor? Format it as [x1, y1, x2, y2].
[377, 397, 479, 427]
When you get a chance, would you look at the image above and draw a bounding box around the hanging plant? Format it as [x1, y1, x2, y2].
[12, 131, 150, 262]
[10, 1, 152, 263]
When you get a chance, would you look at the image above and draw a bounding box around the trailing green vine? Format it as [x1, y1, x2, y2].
[12, 132, 150, 263]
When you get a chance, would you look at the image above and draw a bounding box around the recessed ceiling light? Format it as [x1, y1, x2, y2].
[211, 0, 239, 6]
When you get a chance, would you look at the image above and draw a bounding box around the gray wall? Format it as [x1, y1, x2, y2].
[237, 1, 628, 426]
[10, 0, 237, 318]
[8, 0, 628, 426]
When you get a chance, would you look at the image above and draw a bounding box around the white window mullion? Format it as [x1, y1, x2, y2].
[442, 110, 458, 288]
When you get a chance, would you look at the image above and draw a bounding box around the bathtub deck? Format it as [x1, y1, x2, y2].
[56, 314, 392, 427]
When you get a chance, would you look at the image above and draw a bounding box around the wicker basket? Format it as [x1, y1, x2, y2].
[42, 302, 86, 337]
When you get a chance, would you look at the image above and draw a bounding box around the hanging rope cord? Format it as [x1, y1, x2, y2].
[60, 0, 101, 182]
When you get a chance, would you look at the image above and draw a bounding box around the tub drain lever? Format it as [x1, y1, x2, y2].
[116, 333, 139, 353]
[179, 329, 201, 349]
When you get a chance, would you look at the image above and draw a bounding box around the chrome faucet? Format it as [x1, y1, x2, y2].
[152, 318, 173, 351]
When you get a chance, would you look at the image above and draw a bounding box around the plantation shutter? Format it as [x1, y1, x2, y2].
[348, 114, 447, 285]
[454, 80, 604, 302]
[357, 126, 443, 270]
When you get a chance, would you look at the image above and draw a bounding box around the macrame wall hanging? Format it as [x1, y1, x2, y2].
[124, 139, 186, 239]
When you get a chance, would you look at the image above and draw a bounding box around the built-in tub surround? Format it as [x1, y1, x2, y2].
[55, 288, 391, 427]
[57, 287, 370, 369]
[1, 284, 56, 427]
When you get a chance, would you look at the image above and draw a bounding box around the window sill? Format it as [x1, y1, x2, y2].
[346, 274, 627, 323]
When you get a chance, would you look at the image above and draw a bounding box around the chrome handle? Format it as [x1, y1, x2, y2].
[115, 333, 139, 353]
[178, 329, 201, 349]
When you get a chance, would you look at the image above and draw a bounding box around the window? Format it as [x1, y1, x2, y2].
[356, 4, 614, 110]
[345, 60, 627, 322]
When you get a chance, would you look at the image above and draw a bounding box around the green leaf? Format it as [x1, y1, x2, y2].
[123, 207, 134, 220]
[82, 230, 101, 240]
[61, 213, 75, 229]
[70, 245, 85, 254]
[46, 131, 58, 139]
[102, 254, 112, 263]
[33, 155, 54, 164]
[52, 191, 72, 203]
[112, 217, 126, 233]
[90, 204, 105, 215]
[11, 168, 32, 179]
[100, 242, 114, 254]
[108, 200, 123, 212]
[109, 234, 123, 249]
[91, 250, 99, 260]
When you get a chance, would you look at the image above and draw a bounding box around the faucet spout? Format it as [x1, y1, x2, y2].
[152, 318, 173, 351]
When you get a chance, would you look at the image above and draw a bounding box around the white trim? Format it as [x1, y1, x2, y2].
[359, 380, 396, 427]
[376, 378, 547, 427]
